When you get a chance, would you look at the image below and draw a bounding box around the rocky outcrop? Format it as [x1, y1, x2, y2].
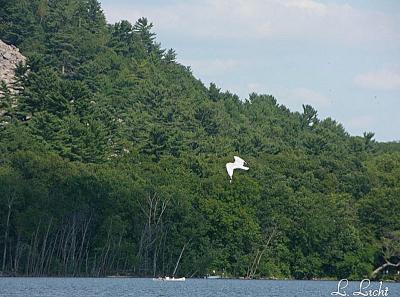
[0, 40, 26, 120]
[0, 39, 26, 95]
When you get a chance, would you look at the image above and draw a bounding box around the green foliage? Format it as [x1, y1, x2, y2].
[0, 0, 398, 279]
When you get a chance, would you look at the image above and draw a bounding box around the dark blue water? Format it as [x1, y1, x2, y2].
[0, 278, 399, 297]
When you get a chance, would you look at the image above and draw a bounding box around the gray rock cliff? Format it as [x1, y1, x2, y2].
[0, 40, 26, 118]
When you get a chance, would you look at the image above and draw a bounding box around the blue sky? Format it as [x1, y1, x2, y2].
[99, 0, 400, 142]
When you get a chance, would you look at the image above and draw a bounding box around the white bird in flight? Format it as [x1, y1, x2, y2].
[226, 156, 249, 183]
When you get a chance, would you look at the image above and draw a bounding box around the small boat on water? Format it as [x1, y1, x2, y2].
[204, 270, 223, 279]
[152, 276, 186, 282]
[205, 275, 221, 279]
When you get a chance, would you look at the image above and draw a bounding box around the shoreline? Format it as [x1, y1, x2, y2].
[0, 275, 398, 283]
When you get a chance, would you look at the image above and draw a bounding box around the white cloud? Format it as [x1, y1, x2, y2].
[101, 0, 400, 46]
[354, 69, 400, 90]
[179, 58, 241, 76]
[270, 87, 332, 110]
[244, 84, 332, 110]
[291, 87, 331, 106]
[247, 82, 270, 94]
[346, 115, 375, 130]
[283, 0, 327, 15]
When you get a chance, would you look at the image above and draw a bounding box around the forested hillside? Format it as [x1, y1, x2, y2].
[0, 0, 399, 279]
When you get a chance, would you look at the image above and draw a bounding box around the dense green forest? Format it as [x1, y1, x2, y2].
[0, 0, 399, 280]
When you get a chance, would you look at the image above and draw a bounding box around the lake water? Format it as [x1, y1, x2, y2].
[0, 277, 399, 297]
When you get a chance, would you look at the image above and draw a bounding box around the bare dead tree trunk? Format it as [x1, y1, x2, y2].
[189, 270, 198, 278]
[152, 243, 158, 277]
[172, 240, 190, 277]
[98, 219, 113, 276]
[84, 236, 91, 276]
[85, 249, 89, 276]
[38, 218, 52, 275]
[13, 234, 21, 274]
[91, 254, 97, 276]
[44, 229, 59, 275]
[2, 193, 15, 272]
[26, 235, 34, 275]
[137, 191, 170, 276]
[71, 214, 77, 275]
[55, 223, 66, 275]
[123, 252, 129, 274]
[371, 260, 400, 278]
[30, 221, 41, 275]
[63, 224, 73, 275]
[8, 239, 13, 274]
[247, 226, 277, 279]
[75, 215, 91, 276]
[109, 234, 123, 273]
[160, 229, 169, 275]
[246, 250, 260, 278]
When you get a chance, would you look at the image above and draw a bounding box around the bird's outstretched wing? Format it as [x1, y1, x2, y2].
[233, 156, 246, 166]
[226, 163, 234, 178]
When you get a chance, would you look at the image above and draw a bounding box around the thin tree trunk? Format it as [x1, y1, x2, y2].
[31, 222, 41, 275]
[71, 215, 77, 275]
[110, 234, 122, 274]
[26, 235, 34, 275]
[13, 234, 21, 274]
[190, 270, 198, 278]
[152, 244, 158, 277]
[44, 229, 59, 275]
[38, 218, 52, 275]
[246, 250, 260, 279]
[172, 240, 190, 277]
[8, 239, 13, 274]
[123, 253, 129, 274]
[85, 249, 89, 276]
[371, 260, 400, 278]
[100, 220, 113, 276]
[92, 254, 97, 276]
[247, 227, 277, 279]
[76, 215, 91, 275]
[2, 196, 14, 272]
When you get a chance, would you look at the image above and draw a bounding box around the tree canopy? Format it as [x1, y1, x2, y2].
[0, 0, 399, 280]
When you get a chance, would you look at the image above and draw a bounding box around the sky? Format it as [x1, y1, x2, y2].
[99, 0, 400, 142]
